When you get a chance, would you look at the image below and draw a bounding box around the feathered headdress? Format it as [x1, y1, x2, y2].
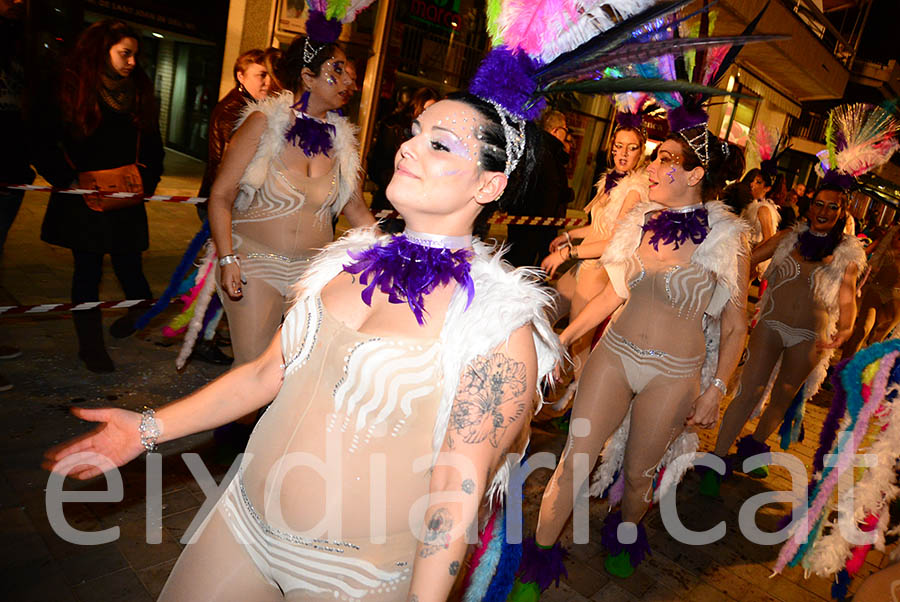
[304, 0, 376, 63]
[750, 122, 790, 179]
[658, 1, 780, 167]
[614, 92, 650, 130]
[814, 102, 900, 190]
[469, 0, 781, 175]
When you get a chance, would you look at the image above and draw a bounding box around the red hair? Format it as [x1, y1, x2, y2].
[61, 20, 156, 137]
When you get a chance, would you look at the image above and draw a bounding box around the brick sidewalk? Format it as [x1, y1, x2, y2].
[1, 153, 892, 600]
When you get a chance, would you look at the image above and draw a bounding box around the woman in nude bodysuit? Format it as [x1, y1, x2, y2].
[540, 127, 648, 389]
[44, 95, 561, 602]
[530, 125, 749, 580]
[706, 186, 864, 487]
[209, 35, 375, 369]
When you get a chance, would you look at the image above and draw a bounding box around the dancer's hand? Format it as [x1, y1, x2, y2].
[43, 407, 147, 480]
[548, 234, 568, 253]
[221, 262, 245, 299]
[541, 247, 568, 279]
[817, 328, 851, 350]
[685, 387, 722, 429]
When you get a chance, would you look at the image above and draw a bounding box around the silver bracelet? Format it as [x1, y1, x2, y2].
[218, 254, 239, 267]
[711, 378, 727, 396]
[564, 231, 572, 247]
[139, 408, 161, 452]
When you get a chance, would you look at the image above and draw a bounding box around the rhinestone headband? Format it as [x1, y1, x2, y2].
[678, 127, 711, 168]
[485, 99, 526, 177]
[303, 38, 326, 65]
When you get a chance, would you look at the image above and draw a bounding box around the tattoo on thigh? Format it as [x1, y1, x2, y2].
[409, 596, 419, 602]
[419, 508, 453, 557]
[449, 560, 460, 576]
[461, 479, 475, 494]
[447, 353, 527, 448]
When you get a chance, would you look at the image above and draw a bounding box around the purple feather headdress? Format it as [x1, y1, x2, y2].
[306, 10, 342, 44]
[643, 205, 709, 250]
[469, 46, 545, 122]
[343, 234, 475, 326]
[616, 110, 644, 130]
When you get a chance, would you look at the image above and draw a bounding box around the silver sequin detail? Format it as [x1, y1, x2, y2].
[284, 296, 323, 372]
[238, 474, 361, 552]
[618, 334, 667, 358]
[246, 252, 311, 264]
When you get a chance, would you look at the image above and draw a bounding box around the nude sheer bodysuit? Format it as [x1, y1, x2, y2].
[218, 153, 340, 365]
[537, 243, 716, 539]
[159, 293, 443, 601]
[715, 251, 829, 455]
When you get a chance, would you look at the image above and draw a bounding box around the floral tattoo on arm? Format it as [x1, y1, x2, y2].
[447, 353, 527, 449]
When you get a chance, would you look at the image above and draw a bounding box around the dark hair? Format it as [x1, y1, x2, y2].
[61, 19, 156, 136]
[444, 92, 539, 232]
[721, 180, 753, 214]
[741, 167, 772, 189]
[278, 35, 339, 92]
[770, 173, 787, 205]
[409, 87, 440, 119]
[233, 48, 266, 83]
[667, 128, 744, 202]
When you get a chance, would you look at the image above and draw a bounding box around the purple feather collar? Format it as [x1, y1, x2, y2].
[642, 203, 709, 251]
[343, 231, 475, 326]
[796, 225, 841, 262]
[284, 93, 336, 157]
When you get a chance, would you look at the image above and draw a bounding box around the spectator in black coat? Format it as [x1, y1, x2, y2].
[504, 109, 572, 268]
[32, 20, 164, 373]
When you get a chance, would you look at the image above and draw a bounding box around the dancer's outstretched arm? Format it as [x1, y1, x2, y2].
[406, 325, 537, 602]
[559, 281, 625, 346]
[44, 331, 285, 480]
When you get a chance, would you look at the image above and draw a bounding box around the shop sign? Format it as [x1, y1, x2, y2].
[407, 0, 461, 31]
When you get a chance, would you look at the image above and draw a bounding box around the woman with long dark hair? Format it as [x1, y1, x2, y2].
[35, 19, 164, 373]
[44, 92, 560, 602]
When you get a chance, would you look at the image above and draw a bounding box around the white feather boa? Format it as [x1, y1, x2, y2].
[586, 169, 650, 239]
[741, 199, 780, 246]
[802, 382, 900, 577]
[590, 201, 749, 500]
[762, 225, 867, 401]
[291, 228, 564, 508]
[232, 91, 360, 218]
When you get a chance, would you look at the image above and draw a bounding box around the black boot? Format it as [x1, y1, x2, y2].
[109, 306, 143, 339]
[74, 309, 114, 373]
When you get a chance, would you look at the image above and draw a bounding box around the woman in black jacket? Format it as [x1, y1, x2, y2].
[35, 20, 164, 372]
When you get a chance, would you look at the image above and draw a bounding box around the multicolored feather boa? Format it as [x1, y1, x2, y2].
[773, 340, 900, 582]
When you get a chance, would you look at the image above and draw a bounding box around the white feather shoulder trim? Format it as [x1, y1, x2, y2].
[232, 91, 360, 216]
[288, 229, 564, 508]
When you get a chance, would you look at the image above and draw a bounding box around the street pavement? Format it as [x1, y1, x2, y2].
[0, 150, 890, 601]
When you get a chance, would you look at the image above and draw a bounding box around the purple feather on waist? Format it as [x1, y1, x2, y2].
[343, 235, 475, 326]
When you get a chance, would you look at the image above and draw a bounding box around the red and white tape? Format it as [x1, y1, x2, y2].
[6, 185, 588, 227]
[373, 210, 588, 228]
[7, 184, 204, 205]
[0, 299, 154, 317]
